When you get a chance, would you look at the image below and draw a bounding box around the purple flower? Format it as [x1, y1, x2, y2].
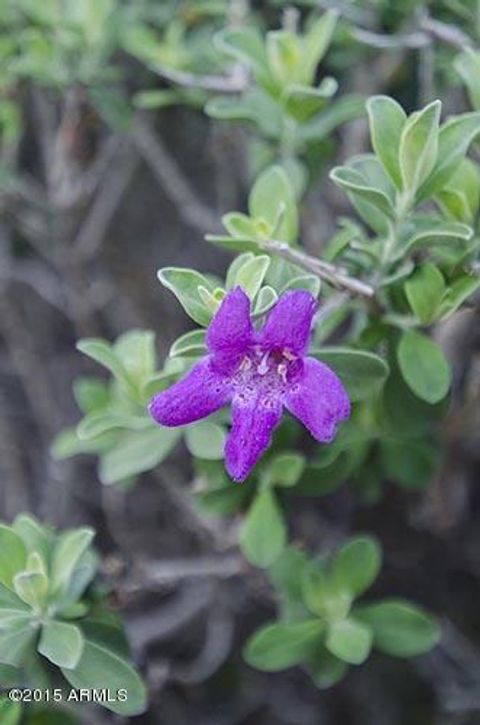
[149, 287, 350, 482]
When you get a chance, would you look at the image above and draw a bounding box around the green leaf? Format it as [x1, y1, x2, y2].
[268, 547, 310, 622]
[215, 27, 270, 86]
[302, 562, 351, 621]
[367, 95, 406, 188]
[58, 548, 98, 610]
[253, 286, 278, 315]
[50, 427, 117, 461]
[0, 526, 27, 590]
[99, 426, 181, 484]
[333, 536, 382, 598]
[223, 215, 257, 242]
[169, 329, 206, 358]
[455, 48, 480, 110]
[380, 438, 439, 489]
[329, 166, 395, 219]
[438, 273, 480, 319]
[0, 698, 21, 725]
[38, 620, 84, 669]
[399, 220, 472, 256]
[0, 582, 29, 611]
[226, 253, 254, 288]
[185, 421, 226, 460]
[73, 377, 109, 414]
[302, 10, 338, 84]
[157, 268, 214, 326]
[240, 488, 286, 568]
[282, 274, 321, 297]
[249, 165, 298, 244]
[62, 637, 147, 716]
[266, 30, 302, 90]
[307, 646, 348, 689]
[418, 111, 480, 200]
[205, 233, 261, 254]
[13, 571, 48, 608]
[355, 599, 440, 657]
[404, 263, 445, 324]
[399, 101, 441, 196]
[113, 330, 156, 381]
[76, 339, 135, 396]
[133, 89, 180, 110]
[234, 254, 271, 300]
[299, 94, 365, 144]
[205, 87, 281, 139]
[51, 528, 94, 597]
[77, 410, 151, 440]
[263, 452, 305, 488]
[244, 619, 324, 672]
[0, 620, 37, 667]
[326, 617, 372, 664]
[284, 78, 337, 122]
[311, 348, 389, 401]
[397, 330, 451, 404]
[436, 159, 480, 223]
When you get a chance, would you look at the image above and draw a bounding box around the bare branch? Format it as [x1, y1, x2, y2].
[132, 113, 219, 232]
[351, 27, 429, 49]
[152, 63, 248, 94]
[261, 239, 375, 299]
[420, 15, 474, 50]
[73, 140, 139, 262]
[315, 0, 376, 27]
[136, 554, 244, 587]
[172, 606, 234, 684]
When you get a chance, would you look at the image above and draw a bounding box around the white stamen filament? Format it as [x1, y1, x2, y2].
[257, 351, 270, 376]
[240, 356, 251, 372]
[277, 363, 288, 383]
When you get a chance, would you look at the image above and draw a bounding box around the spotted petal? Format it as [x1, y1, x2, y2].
[149, 357, 232, 427]
[225, 393, 282, 482]
[258, 290, 317, 355]
[206, 286, 254, 356]
[284, 357, 350, 442]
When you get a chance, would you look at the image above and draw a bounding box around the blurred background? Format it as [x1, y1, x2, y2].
[1, 0, 480, 723]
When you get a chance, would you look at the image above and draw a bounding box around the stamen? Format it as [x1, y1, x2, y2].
[283, 349, 298, 361]
[277, 363, 288, 383]
[257, 351, 270, 376]
[239, 356, 252, 372]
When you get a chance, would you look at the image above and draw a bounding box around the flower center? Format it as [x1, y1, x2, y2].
[236, 346, 300, 391]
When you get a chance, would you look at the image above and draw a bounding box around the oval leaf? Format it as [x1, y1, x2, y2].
[312, 348, 389, 401]
[397, 330, 451, 404]
[244, 619, 324, 672]
[355, 599, 440, 657]
[240, 488, 286, 568]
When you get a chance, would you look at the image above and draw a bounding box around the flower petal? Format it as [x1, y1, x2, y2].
[284, 357, 350, 442]
[225, 394, 282, 482]
[258, 290, 317, 354]
[149, 357, 232, 427]
[206, 286, 254, 355]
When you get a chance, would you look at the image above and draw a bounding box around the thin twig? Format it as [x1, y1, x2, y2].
[136, 554, 244, 587]
[261, 239, 375, 299]
[351, 27, 429, 49]
[73, 141, 139, 262]
[420, 15, 474, 50]
[315, 0, 376, 27]
[132, 113, 219, 232]
[152, 64, 248, 94]
[172, 606, 234, 684]
[0, 262, 68, 316]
